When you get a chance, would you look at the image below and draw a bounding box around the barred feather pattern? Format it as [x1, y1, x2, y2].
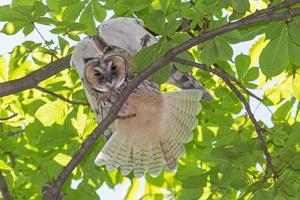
[71, 28, 204, 177]
[95, 89, 202, 177]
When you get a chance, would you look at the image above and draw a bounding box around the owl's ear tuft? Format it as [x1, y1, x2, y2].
[83, 57, 95, 63]
[91, 35, 108, 52]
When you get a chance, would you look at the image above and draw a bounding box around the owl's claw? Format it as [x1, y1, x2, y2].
[117, 113, 136, 120]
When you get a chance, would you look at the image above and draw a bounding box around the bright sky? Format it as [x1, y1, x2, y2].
[0, 0, 273, 199]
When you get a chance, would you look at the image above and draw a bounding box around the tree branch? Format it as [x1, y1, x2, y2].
[42, 5, 300, 199]
[0, 6, 300, 98]
[0, 170, 13, 200]
[247, 0, 300, 20]
[213, 64, 262, 101]
[0, 55, 71, 97]
[0, 113, 17, 121]
[173, 58, 276, 177]
[34, 86, 89, 106]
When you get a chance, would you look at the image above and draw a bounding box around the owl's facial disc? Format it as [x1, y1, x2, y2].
[84, 55, 127, 92]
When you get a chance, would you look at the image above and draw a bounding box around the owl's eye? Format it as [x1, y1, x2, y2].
[110, 64, 118, 72]
[94, 72, 101, 76]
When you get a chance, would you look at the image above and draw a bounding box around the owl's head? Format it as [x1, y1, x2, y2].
[82, 36, 131, 92]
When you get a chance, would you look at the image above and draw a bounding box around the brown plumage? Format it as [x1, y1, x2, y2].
[71, 35, 203, 177]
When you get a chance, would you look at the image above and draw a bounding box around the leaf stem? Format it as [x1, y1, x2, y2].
[34, 86, 89, 106]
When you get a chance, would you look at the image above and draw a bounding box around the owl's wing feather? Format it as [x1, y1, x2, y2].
[148, 142, 164, 176]
[95, 89, 202, 177]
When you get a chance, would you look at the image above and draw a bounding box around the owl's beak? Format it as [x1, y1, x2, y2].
[105, 74, 112, 83]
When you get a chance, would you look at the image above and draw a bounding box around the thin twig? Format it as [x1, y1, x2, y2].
[41, 5, 300, 199]
[34, 86, 89, 106]
[0, 170, 13, 200]
[173, 58, 276, 178]
[0, 113, 17, 121]
[213, 64, 262, 101]
[33, 24, 59, 60]
[8, 130, 25, 137]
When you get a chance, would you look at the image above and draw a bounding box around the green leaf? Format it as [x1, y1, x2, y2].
[175, 52, 194, 73]
[133, 43, 161, 72]
[272, 130, 288, 146]
[92, 0, 106, 22]
[259, 29, 288, 77]
[215, 37, 233, 61]
[0, 56, 8, 81]
[265, 21, 285, 40]
[150, 63, 171, 84]
[269, 125, 289, 146]
[23, 24, 34, 36]
[221, 30, 243, 44]
[182, 174, 207, 189]
[272, 98, 295, 122]
[0, 160, 12, 170]
[290, 155, 300, 170]
[201, 37, 233, 65]
[288, 35, 300, 66]
[1, 22, 23, 35]
[58, 36, 70, 56]
[33, 1, 50, 17]
[292, 70, 300, 100]
[12, 0, 35, 6]
[243, 67, 259, 82]
[201, 40, 217, 65]
[79, 3, 96, 34]
[124, 179, 140, 200]
[36, 17, 54, 25]
[62, 2, 85, 22]
[133, 42, 171, 84]
[0, 5, 26, 21]
[143, 10, 166, 36]
[165, 14, 181, 36]
[235, 54, 250, 79]
[46, 0, 59, 10]
[53, 153, 72, 166]
[231, 0, 250, 13]
[288, 19, 300, 45]
[34, 101, 68, 126]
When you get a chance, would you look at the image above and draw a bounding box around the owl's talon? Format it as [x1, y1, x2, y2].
[117, 113, 136, 120]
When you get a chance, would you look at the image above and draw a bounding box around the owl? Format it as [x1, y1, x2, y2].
[71, 35, 203, 177]
[98, 17, 212, 101]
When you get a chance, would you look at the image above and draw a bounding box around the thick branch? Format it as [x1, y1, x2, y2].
[42, 5, 300, 199]
[34, 86, 89, 106]
[173, 58, 276, 177]
[0, 170, 13, 200]
[0, 55, 71, 97]
[0, 7, 300, 98]
[248, 0, 300, 20]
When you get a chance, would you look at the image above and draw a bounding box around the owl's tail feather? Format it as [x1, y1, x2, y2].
[95, 90, 202, 177]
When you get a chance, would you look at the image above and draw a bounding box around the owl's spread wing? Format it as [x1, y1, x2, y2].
[98, 17, 212, 101]
[95, 89, 203, 177]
